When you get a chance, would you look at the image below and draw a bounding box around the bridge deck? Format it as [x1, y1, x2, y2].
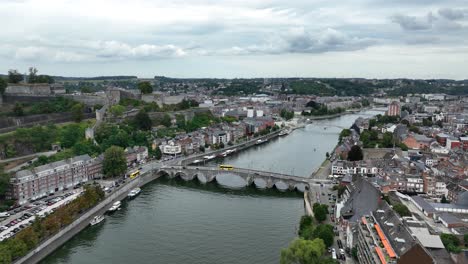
[162, 165, 331, 183]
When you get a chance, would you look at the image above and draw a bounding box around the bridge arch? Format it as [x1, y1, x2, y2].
[215, 172, 248, 189]
[253, 178, 267, 189]
[196, 172, 207, 184]
[176, 171, 195, 181]
[273, 180, 289, 191]
[157, 170, 170, 178]
[294, 183, 308, 193]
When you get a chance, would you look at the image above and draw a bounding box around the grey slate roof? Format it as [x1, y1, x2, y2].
[373, 201, 416, 256]
[340, 178, 381, 222]
[439, 212, 462, 225]
[411, 196, 437, 214]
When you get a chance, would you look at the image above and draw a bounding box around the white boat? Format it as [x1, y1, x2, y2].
[108, 201, 121, 212]
[127, 188, 141, 198]
[203, 155, 216, 160]
[279, 129, 292, 136]
[90, 215, 105, 226]
[255, 139, 269, 145]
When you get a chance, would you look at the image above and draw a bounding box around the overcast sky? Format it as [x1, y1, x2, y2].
[2, 0, 468, 79]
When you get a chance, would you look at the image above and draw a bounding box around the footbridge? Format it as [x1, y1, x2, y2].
[157, 165, 332, 192]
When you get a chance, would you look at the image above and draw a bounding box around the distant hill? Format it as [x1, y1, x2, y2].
[53, 76, 138, 81]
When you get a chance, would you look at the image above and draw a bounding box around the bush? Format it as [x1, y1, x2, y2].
[393, 203, 411, 217]
[440, 233, 461, 253]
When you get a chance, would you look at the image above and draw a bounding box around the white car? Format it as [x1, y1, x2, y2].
[0, 212, 10, 218]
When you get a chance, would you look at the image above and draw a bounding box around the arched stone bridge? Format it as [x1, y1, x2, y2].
[157, 165, 332, 192]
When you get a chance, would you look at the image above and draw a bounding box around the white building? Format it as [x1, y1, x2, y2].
[162, 143, 182, 155]
[435, 182, 448, 198]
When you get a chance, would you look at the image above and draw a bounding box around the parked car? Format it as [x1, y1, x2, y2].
[0, 212, 11, 218]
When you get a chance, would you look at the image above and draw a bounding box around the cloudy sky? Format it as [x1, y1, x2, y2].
[1, 0, 468, 79]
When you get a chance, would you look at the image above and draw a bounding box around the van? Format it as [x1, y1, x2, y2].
[0, 212, 10, 218]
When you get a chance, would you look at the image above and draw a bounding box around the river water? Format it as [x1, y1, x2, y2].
[41, 109, 383, 264]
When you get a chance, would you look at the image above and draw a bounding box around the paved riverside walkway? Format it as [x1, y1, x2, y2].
[304, 192, 313, 216]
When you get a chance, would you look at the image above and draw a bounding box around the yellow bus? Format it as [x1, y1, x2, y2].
[130, 170, 140, 179]
[219, 164, 234, 171]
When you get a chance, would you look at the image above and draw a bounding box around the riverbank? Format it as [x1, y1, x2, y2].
[14, 171, 163, 264]
[180, 129, 281, 166]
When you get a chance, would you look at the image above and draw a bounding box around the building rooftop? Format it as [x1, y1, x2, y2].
[373, 202, 416, 257]
[70, 154, 91, 164]
[411, 196, 437, 214]
[15, 170, 34, 179]
[33, 164, 52, 173]
[48, 160, 68, 169]
[341, 178, 381, 222]
[430, 202, 468, 211]
[438, 212, 462, 225]
[407, 227, 445, 249]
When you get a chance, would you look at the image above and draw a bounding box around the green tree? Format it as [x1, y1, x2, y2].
[103, 146, 127, 178]
[440, 233, 461, 253]
[361, 98, 370, 107]
[60, 124, 84, 148]
[153, 146, 162, 160]
[422, 118, 433, 127]
[161, 114, 172, 127]
[71, 103, 85, 122]
[464, 234, 468, 247]
[441, 195, 449, 203]
[0, 77, 6, 95]
[393, 203, 411, 217]
[351, 247, 358, 260]
[72, 140, 100, 156]
[339, 129, 351, 142]
[6, 238, 28, 259]
[0, 165, 11, 200]
[382, 132, 394, 148]
[27, 67, 38, 83]
[280, 238, 326, 264]
[80, 87, 93, 93]
[134, 110, 152, 131]
[312, 203, 328, 222]
[312, 224, 334, 247]
[280, 109, 295, 120]
[109, 105, 125, 117]
[8, 69, 23, 83]
[175, 114, 186, 129]
[333, 185, 346, 198]
[13, 103, 24, 116]
[199, 145, 205, 152]
[347, 145, 363, 161]
[138, 81, 153, 94]
[398, 143, 409, 151]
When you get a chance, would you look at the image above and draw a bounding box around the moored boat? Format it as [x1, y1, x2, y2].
[255, 139, 269, 145]
[108, 201, 121, 212]
[90, 215, 105, 226]
[127, 188, 141, 198]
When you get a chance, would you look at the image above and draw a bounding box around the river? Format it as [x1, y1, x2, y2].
[41, 109, 383, 264]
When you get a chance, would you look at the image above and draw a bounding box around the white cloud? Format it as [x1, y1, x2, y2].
[0, 0, 467, 78]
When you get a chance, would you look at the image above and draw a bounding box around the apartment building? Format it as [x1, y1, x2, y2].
[9, 154, 102, 205]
